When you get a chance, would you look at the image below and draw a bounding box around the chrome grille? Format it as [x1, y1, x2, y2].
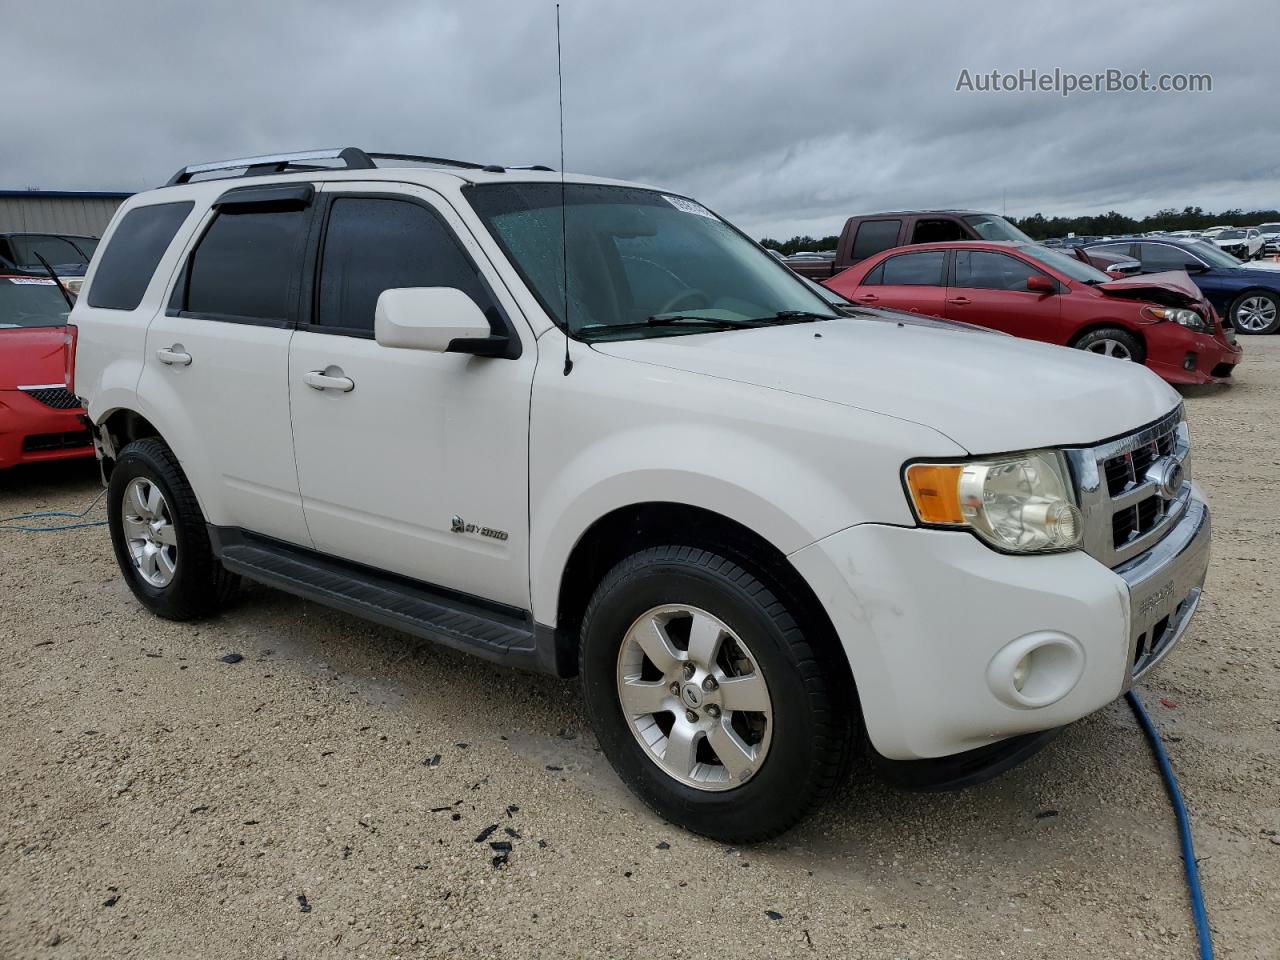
[19, 386, 81, 410]
[1065, 406, 1190, 569]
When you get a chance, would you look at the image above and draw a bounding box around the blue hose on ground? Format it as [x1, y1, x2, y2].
[1125, 688, 1214, 960]
[0, 486, 108, 532]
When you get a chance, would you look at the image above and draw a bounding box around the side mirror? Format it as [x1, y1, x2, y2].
[1105, 261, 1142, 278]
[1026, 274, 1056, 293]
[374, 287, 507, 356]
[1184, 262, 1208, 274]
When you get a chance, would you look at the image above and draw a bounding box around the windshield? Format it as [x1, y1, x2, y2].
[465, 183, 837, 340]
[8, 235, 88, 268]
[1018, 244, 1110, 284]
[0, 277, 70, 328]
[963, 214, 1033, 243]
[1216, 229, 1245, 240]
[1260, 223, 1280, 233]
[1185, 240, 1243, 268]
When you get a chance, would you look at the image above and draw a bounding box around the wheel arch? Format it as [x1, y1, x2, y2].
[97, 407, 162, 473]
[1068, 322, 1147, 358]
[549, 501, 857, 706]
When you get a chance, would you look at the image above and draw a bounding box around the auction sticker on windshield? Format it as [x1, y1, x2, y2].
[8, 278, 55, 285]
[662, 195, 718, 219]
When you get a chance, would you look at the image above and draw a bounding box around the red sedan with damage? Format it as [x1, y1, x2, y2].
[0, 275, 93, 470]
[824, 241, 1242, 384]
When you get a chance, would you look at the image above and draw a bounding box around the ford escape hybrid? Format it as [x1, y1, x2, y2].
[70, 148, 1211, 841]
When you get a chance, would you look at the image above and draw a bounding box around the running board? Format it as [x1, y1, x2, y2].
[208, 527, 558, 675]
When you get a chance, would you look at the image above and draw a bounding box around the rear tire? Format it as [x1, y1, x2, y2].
[107, 437, 238, 620]
[579, 545, 852, 842]
[1074, 327, 1145, 364]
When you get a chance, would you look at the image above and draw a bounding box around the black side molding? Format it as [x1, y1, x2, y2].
[209, 527, 564, 676]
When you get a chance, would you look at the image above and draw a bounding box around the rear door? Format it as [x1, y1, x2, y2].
[138, 184, 315, 546]
[945, 249, 1061, 338]
[848, 249, 947, 316]
[287, 183, 534, 608]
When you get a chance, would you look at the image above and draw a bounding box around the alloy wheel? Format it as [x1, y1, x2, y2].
[616, 604, 773, 791]
[1085, 338, 1133, 360]
[1235, 296, 1277, 333]
[121, 477, 178, 587]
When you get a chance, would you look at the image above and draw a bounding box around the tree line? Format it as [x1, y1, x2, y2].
[760, 206, 1280, 254]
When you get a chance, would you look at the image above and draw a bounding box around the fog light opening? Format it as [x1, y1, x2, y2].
[987, 632, 1086, 709]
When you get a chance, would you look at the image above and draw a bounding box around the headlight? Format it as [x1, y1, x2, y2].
[1142, 305, 1209, 332]
[904, 451, 1082, 554]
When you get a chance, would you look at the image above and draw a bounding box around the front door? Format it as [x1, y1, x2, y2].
[287, 184, 534, 608]
[945, 249, 1062, 338]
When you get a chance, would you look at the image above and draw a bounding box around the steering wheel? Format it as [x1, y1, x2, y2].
[654, 289, 712, 317]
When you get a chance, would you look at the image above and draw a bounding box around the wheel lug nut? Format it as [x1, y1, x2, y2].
[701, 676, 717, 692]
[669, 682, 680, 695]
[682, 662, 696, 680]
[685, 709, 698, 723]
[706, 704, 721, 718]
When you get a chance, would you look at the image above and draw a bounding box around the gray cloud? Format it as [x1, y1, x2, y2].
[2, 0, 1277, 239]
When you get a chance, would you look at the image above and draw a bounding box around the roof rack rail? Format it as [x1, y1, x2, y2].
[506, 164, 555, 172]
[165, 148, 374, 186]
[163, 148, 507, 187]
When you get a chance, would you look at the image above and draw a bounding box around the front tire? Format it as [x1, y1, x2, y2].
[580, 546, 851, 842]
[107, 437, 238, 620]
[1230, 290, 1280, 334]
[1073, 327, 1146, 364]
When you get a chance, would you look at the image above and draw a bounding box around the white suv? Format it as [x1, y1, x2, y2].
[71, 148, 1211, 841]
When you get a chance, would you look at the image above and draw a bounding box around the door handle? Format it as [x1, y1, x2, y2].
[156, 346, 192, 366]
[304, 369, 355, 393]
[855, 293, 879, 302]
[947, 297, 972, 306]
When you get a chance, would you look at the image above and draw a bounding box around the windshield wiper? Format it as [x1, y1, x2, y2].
[644, 314, 761, 328]
[746, 310, 836, 323]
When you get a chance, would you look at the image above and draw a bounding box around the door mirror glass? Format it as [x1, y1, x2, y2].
[375, 287, 493, 352]
[1026, 274, 1056, 293]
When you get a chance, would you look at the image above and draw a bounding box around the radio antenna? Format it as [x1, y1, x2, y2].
[557, 3, 573, 375]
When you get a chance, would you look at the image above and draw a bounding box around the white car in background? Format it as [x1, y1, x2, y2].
[1259, 222, 1280, 255]
[1212, 228, 1263, 260]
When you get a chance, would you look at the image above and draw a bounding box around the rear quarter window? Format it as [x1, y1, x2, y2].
[88, 202, 194, 311]
[850, 219, 902, 260]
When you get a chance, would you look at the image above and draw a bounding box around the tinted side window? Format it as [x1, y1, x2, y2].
[184, 207, 309, 321]
[954, 251, 1044, 291]
[851, 219, 901, 260]
[1088, 243, 1132, 257]
[911, 219, 966, 244]
[1137, 243, 1198, 272]
[315, 197, 497, 335]
[861, 262, 885, 286]
[87, 202, 193, 311]
[880, 251, 946, 286]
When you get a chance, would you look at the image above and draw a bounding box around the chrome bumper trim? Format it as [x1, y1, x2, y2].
[1117, 493, 1210, 687]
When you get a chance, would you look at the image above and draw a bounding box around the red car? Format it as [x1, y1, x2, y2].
[0, 275, 93, 470]
[823, 241, 1242, 385]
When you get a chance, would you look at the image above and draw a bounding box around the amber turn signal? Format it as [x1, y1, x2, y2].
[904, 463, 965, 525]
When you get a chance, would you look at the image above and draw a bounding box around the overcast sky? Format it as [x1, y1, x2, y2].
[3, 1, 1278, 239]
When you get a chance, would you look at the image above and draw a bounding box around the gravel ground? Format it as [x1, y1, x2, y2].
[2, 340, 1278, 960]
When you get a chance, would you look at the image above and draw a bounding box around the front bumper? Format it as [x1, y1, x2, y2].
[1145, 324, 1242, 385]
[0, 389, 94, 469]
[789, 487, 1210, 760]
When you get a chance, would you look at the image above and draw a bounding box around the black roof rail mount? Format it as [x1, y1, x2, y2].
[163, 148, 513, 187]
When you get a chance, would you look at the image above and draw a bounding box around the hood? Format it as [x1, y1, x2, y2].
[591, 313, 1179, 454]
[1229, 260, 1280, 274]
[0, 326, 69, 391]
[1095, 270, 1205, 308]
